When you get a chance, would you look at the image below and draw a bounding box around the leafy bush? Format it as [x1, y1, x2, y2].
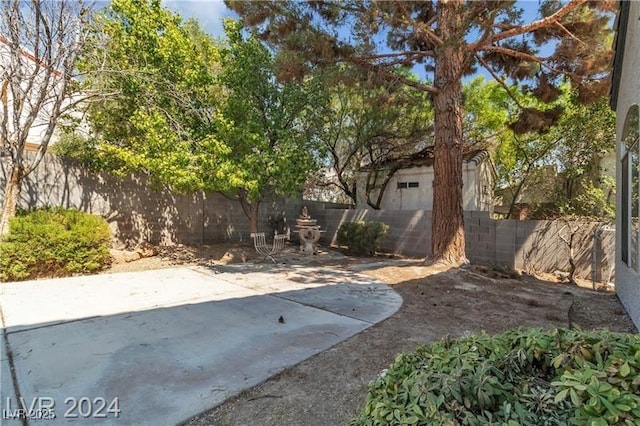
[351, 328, 640, 425]
[337, 221, 389, 255]
[49, 131, 101, 167]
[0, 208, 112, 281]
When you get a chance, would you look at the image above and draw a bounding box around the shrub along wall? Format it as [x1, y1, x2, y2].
[0, 154, 305, 247]
[0, 207, 112, 281]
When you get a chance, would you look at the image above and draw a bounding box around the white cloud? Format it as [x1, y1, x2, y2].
[162, 0, 237, 39]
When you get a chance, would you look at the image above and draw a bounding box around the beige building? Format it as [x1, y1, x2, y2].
[356, 148, 495, 212]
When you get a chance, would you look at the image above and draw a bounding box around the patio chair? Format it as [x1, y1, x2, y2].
[250, 232, 287, 263]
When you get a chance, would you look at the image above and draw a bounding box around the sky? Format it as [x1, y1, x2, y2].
[163, 0, 236, 39]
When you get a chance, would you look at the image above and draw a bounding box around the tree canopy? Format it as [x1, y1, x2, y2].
[77, 0, 223, 190]
[75, 0, 327, 232]
[213, 20, 328, 231]
[496, 93, 616, 219]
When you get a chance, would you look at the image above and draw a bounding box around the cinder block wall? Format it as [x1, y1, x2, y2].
[305, 202, 614, 282]
[0, 155, 305, 246]
[1, 155, 614, 281]
[305, 204, 430, 258]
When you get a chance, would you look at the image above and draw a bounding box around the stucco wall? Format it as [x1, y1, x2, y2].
[356, 162, 491, 211]
[615, 0, 640, 330]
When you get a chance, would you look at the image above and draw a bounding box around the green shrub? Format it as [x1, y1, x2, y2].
[351, 328, 640, 425]
[0, 207, 112, 281]
[336, 221, 389, 256]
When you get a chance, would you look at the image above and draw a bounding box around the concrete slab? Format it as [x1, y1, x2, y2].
[1, 324, 20, 426]
[0, 268, 256, 332]
[0, 266, 402, 425]
[203, 266, 403, 323]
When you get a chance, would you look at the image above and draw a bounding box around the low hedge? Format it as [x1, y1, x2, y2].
[351, 328, 640, 425]
[0, 207, 112, 281]
[337, 221, 389, 256]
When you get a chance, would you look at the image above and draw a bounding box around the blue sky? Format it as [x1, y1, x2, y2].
[164, 0, 236, 39]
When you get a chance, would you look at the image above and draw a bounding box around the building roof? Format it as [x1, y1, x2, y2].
[609, 0, 630, 110]
[360, 147, 490, 171]
[0, 35, 62, 77]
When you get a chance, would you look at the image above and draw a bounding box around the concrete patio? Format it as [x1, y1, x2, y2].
[0, 265, 401, 425]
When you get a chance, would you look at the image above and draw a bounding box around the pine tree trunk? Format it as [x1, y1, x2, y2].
[0, 163, 24, 237]
[430, 0, 467, 264]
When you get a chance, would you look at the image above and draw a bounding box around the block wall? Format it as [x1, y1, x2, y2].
[1, 155, 613, 281]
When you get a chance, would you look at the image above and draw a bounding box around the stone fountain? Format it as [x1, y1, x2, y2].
[295, 206, 324, 255]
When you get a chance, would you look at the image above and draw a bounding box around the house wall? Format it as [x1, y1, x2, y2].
[357, 162, 491, 211]
[615, 0, 640, 329]
[471, 159, 495, 213]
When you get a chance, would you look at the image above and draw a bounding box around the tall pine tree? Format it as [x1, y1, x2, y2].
[226, 0, 614, 264]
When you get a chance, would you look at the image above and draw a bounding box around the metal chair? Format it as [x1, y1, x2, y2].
[250, 232, 287, 263]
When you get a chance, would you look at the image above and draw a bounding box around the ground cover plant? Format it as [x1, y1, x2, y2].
[0, 207, 111, 281]
[351, 328, 640, 425]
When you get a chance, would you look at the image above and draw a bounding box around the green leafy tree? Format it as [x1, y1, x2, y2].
[77, 2, 326, 233]
[462, 77, 512, 149]
[550, 96, 616, 218]
[227, 0, 614, 264]
[492, 92, 615, 219]
[214, 20, 329, 232]
[77, 0, 224, 191]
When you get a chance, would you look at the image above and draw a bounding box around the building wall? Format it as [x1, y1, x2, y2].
[0, 41, 65, 148]
[615, 0, 640, 329]
[356, 162, 491, 211]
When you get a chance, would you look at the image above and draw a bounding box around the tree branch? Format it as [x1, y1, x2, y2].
[475, 54, 524, 109]
[554, 21, 587, 46]
[350, 50, 434, 61]
[345, 56, 439, 94]
[486, 0, 589, 44]
[479, 45, 568, 76]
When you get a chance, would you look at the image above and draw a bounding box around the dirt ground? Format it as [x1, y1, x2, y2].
[105, 242, 637, 426]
